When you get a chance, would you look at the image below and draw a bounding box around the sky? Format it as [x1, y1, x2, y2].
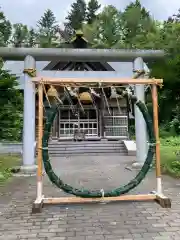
[0, 0, 179, 27]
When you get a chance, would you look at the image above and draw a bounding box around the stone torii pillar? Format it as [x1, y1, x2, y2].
[132, 57, 148, 168]
[21, 55, 37, 174]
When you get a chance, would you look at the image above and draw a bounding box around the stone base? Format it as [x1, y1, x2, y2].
[13, 165, 37, 177]
[32, 201, 44, 214]
[132, 162, 144, 169]
[124, 162, 143, 172]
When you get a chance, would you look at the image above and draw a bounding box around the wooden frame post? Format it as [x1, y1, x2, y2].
[152, 84, 161, 193]
[152, 84, 171, 208]
[32, 83, 44, 213]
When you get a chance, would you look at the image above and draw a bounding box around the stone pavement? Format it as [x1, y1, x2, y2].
[0, 155, 180, 240]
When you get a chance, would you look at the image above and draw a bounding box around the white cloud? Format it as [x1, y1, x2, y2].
[22, 0, 36, 5]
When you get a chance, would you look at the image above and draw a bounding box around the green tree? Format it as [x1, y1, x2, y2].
[121, 0, 155, 48]
[0, 60, 23, 141]
[65, 0, 86, 34]
[86, 0, 101, 24]
[37, 9, 59, 47]
[82, 20, 100, 44]
[83, 5, 124, 48]
[130, 20, 163, 49]
[161, 21, 180, 54]
[11, 23, 29, 47]
[27, 28, 37, 47]
[0, 9, 11, 46]
[149, 20, 180, 132]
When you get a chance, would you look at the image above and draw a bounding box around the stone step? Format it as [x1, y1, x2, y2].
[49, 142, 124, 145]
[47, 140, 127, 156]
[50, 140, 125, 143]
[49, 147, 125, 151]
[48, 144, 125, 148]
[49, 149, 127, 153]
[49, 152, 127, 156]
[49, 141, 124, 146]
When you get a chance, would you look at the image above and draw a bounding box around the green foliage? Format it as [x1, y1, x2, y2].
[37, 9, 59, 47]
[37, 9, 57, 29]
[9, 23, 37, 48]
[0, 154, 21, 184]
[121, 0, 155, 48]
[160, 137, 180, 178]
[0, 8, 12, 46]
[86, 0, 101, 24]
[84, 5, 124, 48]
[151, 43, 180, 133]
[97, 6, 124, 48]
[161, 136, 180, 147]
[159, 126, 176, 139]
[0, 62, 23, 141]
[65, 0, 86, 34]
[27, 28, 37, 47]
[11, 23, 29, 47]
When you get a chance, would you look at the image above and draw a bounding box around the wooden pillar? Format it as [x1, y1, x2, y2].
[57, 110, 60, 139]
[152, 84, 162, 194]
[37, 83, 43, 201]
[32, 83, 44, 213]
[99, 93, 105, 138]
[125, 95, 130, 139]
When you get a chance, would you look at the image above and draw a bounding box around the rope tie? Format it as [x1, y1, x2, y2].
[133, 69, 145, 74]
[42, 147, 48, 150]
[23, 68, 36, 77]
[149, 141, 160, 146]
[100, 189, 105, 198]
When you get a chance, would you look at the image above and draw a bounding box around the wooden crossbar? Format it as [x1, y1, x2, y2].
[43, 194, 156, 204]
[32, 77, 163, 86]
[32, 193, 171, 213]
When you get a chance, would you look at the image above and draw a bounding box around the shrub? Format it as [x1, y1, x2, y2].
[160, 136, 180, 178]
[0, 61, 23, 141]
[161, 136, 180, 147]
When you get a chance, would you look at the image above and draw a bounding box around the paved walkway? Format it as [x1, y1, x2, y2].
[0, 155, 180, 240]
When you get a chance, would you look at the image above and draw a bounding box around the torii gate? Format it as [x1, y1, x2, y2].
[0, 47, 165, 174]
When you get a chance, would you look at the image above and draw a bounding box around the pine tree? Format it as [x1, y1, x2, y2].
[0, 59, 23, 141]
[86, 0, 101, 24]
[37, 9, 59, 47]
[27, 28, 37, 47]
[65, 0, 86, 34]
[0, 9, 11, 46]
[122, 0, 153, 47]
[11, 24, 29, 47]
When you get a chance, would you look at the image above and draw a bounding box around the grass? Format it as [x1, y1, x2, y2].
[0, 154, 21, 184]
[131, 132, 180, 178]
[160, 136, 180, 178]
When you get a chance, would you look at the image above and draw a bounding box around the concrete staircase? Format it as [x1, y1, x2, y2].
[48, 140, 127, 156]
